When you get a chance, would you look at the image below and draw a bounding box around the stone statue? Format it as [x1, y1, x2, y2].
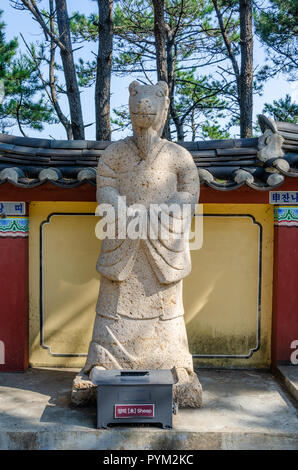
[72, 81, 202, 407]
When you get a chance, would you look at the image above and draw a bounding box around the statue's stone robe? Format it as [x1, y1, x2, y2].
[83, 136, 200, 373]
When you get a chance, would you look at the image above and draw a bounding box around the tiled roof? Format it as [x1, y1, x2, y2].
[0, 115, 297, 191]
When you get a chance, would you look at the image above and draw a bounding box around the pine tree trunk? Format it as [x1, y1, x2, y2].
[152, 0, 167, 82]
[95, 0, 114, 141]
[239, 0, 253, 138]
[152, 0, 171, 140]
[55, 0, 85, 139]
[167, 38, 183, 140]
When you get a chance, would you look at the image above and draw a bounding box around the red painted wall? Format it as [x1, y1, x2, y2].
[0, 237, 29, 371]
[272, 226, 298, 365]
[0, 178, 297, 204]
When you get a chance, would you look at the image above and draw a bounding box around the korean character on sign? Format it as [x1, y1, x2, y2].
[281, 193, 290, 203]
[271, 193, 280, 203]
[14, 203, 23, 213]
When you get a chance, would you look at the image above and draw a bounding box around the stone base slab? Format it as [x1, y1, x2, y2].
[71, 368, 202, 408]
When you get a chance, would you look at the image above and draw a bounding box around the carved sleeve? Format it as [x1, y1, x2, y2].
[96, 143, 122, 207]
[177, 147, 200, 200]
[97, 145, 119, 191]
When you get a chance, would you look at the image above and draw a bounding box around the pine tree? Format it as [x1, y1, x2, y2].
[0, 10, 57, 135]
[70, 0, 234, 140]
[11, 0, 85, 139]
[255, 0, 298, 81]
[262, 95, 298, 124]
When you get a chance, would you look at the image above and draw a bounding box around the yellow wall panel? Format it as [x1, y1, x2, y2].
[185, 204, 273, 368]
[29, 202, 100, 367]
[29, 202, 273, 368]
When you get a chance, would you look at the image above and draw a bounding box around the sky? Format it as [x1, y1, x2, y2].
[1, 0, 297, 141]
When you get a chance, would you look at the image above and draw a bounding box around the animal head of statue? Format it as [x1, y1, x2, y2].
[129, 81, 169, 136]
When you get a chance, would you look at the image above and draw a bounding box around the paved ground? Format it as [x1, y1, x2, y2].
[0, 368, 297, 450]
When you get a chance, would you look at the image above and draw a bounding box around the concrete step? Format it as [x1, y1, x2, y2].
[277, 365, 298, 402]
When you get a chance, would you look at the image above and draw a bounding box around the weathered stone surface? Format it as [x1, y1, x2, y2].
[173, 369, 203, 408]
[72, 81, 201, 407]
[258, 128, 284, 162]
[71, 371, 96, 406]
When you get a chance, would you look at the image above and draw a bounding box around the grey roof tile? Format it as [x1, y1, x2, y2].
[0, 116, 297, 191]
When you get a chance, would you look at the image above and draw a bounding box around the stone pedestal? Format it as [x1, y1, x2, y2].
[71, 367, 202, 408]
